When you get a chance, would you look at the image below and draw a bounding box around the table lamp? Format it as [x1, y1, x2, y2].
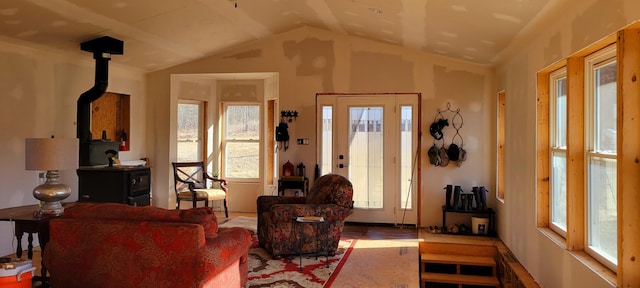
[25, 137, 79, 216]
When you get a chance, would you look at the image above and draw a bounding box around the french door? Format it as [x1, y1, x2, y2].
[317, 94, 418, 225]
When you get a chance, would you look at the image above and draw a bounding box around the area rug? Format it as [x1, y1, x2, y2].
[219, 216, 258, 233]
[247, 238, 356, 288]
[219, 216, 259, 248]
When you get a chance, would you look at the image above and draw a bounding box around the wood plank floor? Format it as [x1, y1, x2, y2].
[332, 223, 420, 287]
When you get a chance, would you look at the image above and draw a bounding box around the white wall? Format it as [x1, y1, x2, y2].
[0, 40, 146, 256]
[0, 1, 629, 284]
[495, 0, 640, 287]
[147, 26, 495, 220]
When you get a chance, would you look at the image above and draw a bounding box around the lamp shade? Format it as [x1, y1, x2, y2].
[25, 138, 79, 171]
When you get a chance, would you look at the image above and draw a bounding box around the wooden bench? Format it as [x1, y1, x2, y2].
[419, 241, 499, 288]
[422, 272, 500, 287]
[419, 232, 541, 288]
[421, 253, 496, 266]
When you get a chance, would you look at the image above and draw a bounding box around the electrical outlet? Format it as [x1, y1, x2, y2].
[297, 138, 309, 145]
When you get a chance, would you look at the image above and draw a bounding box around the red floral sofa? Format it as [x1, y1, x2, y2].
[257, 174, 353, 258]
[43, 203, 251, 288]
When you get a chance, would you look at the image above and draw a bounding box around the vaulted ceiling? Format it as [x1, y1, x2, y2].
[0, 0, 552, 71]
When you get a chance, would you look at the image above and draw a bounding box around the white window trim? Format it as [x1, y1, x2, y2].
[177, 99, 205, 162]
[583, 44, 617, 271]
[549, 67, 567, 237]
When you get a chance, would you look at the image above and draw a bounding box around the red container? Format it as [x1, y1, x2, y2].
[0, 260, 34, 288]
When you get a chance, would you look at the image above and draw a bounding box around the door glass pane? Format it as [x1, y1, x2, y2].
[400, 106, 412, 210]
[587, 156, 617, 264]
[177, 102, 201, 162]
[349, 107, 383, 209]
[321, 106, 333, 175]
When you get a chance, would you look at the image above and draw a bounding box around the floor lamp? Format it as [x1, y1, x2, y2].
[25, 137, 78, 216]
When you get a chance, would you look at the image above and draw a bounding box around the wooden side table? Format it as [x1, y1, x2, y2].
[0, 203, 75, 287]
[278, 177, 309, 197]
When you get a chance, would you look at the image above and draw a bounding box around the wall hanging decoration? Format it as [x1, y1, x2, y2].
[428, 102, 466, 167]
[276, 121, 289, 151]
[283, 160, 294, 176]
[276, 110, 298, 151]
[281, 110, 298, 122]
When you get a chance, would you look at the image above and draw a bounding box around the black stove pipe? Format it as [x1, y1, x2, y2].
[76, 36, 123, 166]
[76, 52, 110, 142]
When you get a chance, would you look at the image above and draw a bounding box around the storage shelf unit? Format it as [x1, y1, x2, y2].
[442, 206, 495, 236]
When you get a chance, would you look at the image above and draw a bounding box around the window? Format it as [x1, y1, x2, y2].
[584, 46, 617, 269]
[321, 105, 333, 175]
[537, 44, 618, 272]
[222, 103, 261, 179]
[549, 68, 567, 236]
[177, 100, 204, 162]
[400, 105, 413, 210]
[537, 24, 640, 286]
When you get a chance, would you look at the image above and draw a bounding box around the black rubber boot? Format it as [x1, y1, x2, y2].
[444, 185, 453, 208]
[453, 185, 462, 210]
[472, 187, 481, 210]
[479, 186, 488, 210]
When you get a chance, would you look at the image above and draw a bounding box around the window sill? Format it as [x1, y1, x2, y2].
[538, 227, 617, 287]
[537, 227, 566, 248]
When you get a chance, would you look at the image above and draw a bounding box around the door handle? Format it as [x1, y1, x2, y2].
[338, 163, 347, 168]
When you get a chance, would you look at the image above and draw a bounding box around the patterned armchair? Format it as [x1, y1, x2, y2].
[43, 203, 251, 288]
[257, 174, 353, 258]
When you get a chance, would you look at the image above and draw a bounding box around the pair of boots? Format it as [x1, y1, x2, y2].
[443, 185, 463, 210]
[444, 185, 488, 210]
[472, 186, 488, 211]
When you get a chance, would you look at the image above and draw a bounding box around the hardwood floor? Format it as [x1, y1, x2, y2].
[342, 222, 419, 240]
[333, 223, 420, 287]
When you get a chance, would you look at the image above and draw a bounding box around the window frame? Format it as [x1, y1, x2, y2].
[177, 99, 205, 162]
[537, 23, 640, 287]
[549, 67, 568, 237]
[583, 45, 617, 270]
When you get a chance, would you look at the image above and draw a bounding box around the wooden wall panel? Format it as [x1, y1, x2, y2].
[616, 27, 640, 288]
[565, 56, 585, 251]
